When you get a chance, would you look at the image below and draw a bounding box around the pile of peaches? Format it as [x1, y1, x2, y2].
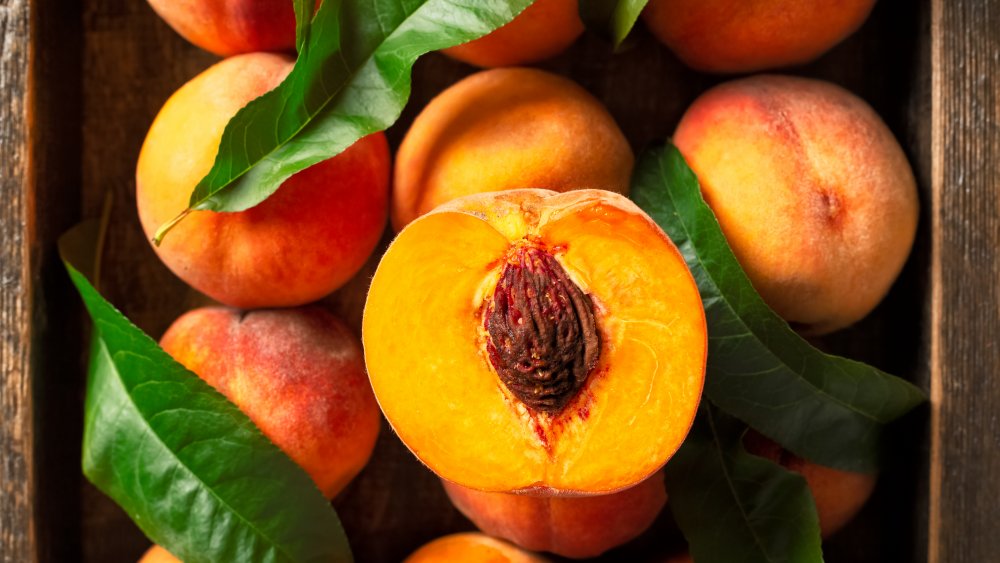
[132, 0, 917, 561]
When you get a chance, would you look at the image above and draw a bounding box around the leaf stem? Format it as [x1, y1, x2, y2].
[153, 208, 192, 246]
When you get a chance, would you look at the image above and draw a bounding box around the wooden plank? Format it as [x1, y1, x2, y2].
[0, 0, 35, 561]
[929, 1, 1000, 562]
[27, 0, 85, 560]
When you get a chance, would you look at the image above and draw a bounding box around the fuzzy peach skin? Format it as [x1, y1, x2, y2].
[146, 0, 298, 56]
[442, 0, 583, 67]
[138, 546, 179, 563]
[443, 471, 666, 558]
[404, 533, 549, 563]
[137, 53, 390, 309]
[643, 0, 877, 73]
[160, 306, 381, 499]
[392, 67, 633, 230]
[674, 74, 918, 334]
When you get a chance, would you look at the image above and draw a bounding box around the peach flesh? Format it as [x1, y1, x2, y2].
[365, 189, 707, 495]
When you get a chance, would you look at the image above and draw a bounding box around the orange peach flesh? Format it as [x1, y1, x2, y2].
[364, 189, 707, 494]
[404, 533, 548, 563]
[442, 0, 583, 67]
[160, 306, 380, 499]
[643, 0, 876, 73]
[138, 545, 180, 563]
[443, 471, 666, 558]
[137, 53, 390, 309]
[146, 0, 297, 57]
[392, 68, 634, 230]
[674, 74, 918, 334]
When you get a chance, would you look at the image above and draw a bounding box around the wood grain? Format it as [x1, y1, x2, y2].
[1, 0, 35, 561]
[929, 1, 1000, 562]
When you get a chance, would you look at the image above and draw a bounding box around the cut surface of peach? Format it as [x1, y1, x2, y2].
[363, 189, 707, 494]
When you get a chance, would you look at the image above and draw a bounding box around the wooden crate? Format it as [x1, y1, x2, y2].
[2, 0, 997, 561]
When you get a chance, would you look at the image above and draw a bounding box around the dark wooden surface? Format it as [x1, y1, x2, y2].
[928, 1, 1000, 563]
[3, 0, 998, 561]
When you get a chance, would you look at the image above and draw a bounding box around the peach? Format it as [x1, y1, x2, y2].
[146, 0, 298, 56]
[643, 0, 877, 73]
[674, 75, 918, 334]
[392, 68, 633, 230]
[160, 306, 380, 499]
[137, 53, 389, 310]
[365, 189, 707, 494]
[443, 471, 666, 558]
[744, 431, 876, 538]
[404, 533, 548, 563]
[138, 545, 179, 563]
[442, 0, 583, 67]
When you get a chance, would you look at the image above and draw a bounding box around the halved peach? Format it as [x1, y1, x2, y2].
[363, 189, 707, 495]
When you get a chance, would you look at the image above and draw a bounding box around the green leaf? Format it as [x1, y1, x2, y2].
[631, 143, 926, 473]
[665, 405, 823, 563]
[293, 0, 313, 53]
[154, 0, 534, 244]
[580, 0, 648, 49]
[60, 221, 351, 563]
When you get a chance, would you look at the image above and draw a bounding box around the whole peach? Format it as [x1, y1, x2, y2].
[643, 0, 877, 73]
[674, 75, 918, 334]
[405, 533, 548, 563]
[137, 53, 390, 309]
[160, 306, 381, 499]
[138, 545, 179, 563]
[146, 0, 299, 56]
[443, 472, 666, 558]
[744, 431, 876, 538]
[393, 68, 633, 229]
[442, 0, 583, 67]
